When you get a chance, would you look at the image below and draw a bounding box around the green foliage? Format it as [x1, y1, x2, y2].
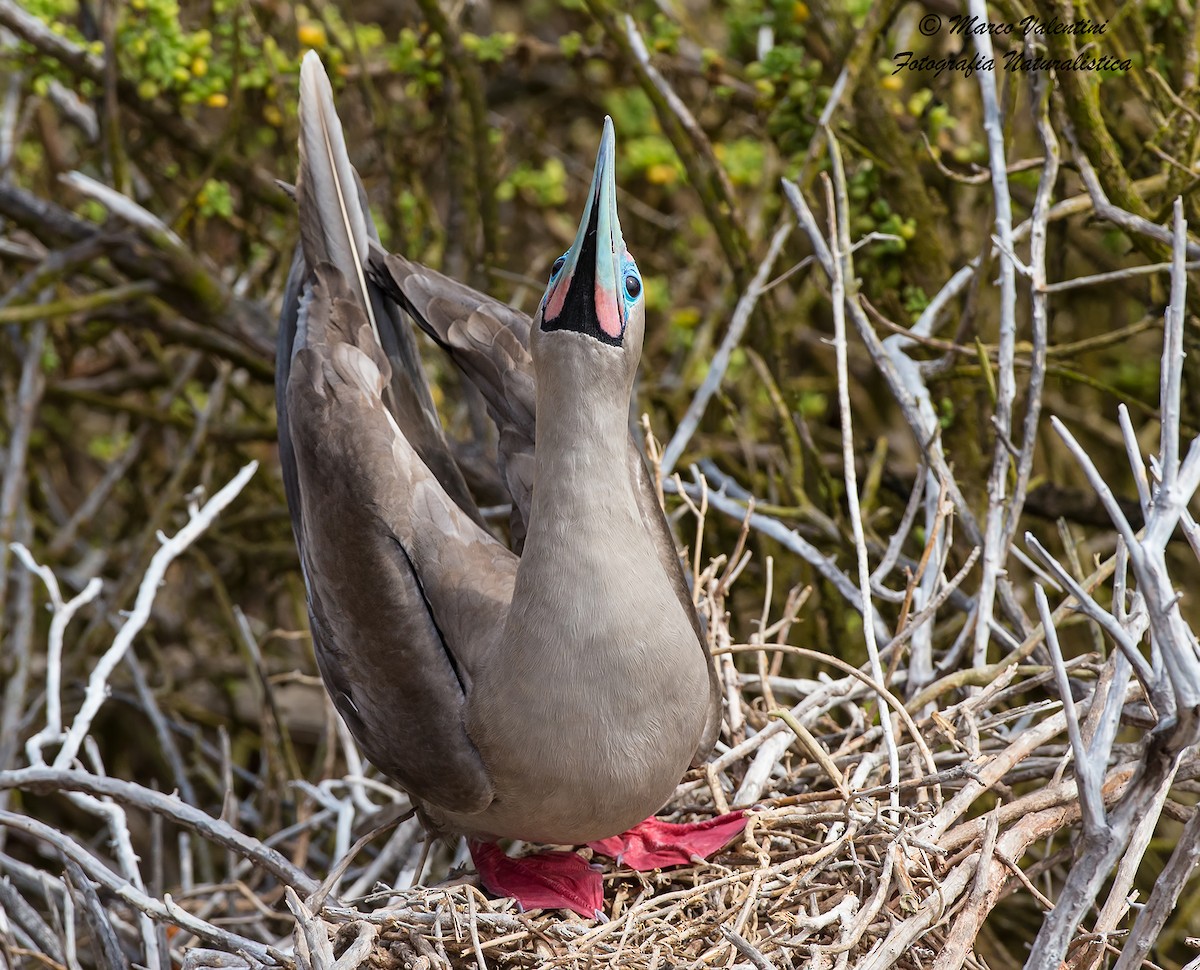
[715, 139, 767, 188]
[625, 135, 685, 186]
[1110, 357, 1158, 400]
[79, 199, 108, 224]
[462, 31, 518, 64]
[795, 390, 827, 418]
[603, 88, 659, 138]
[384, 28, 445, 97]
[646, 13, 681, 54]
[746, 43, 827, 156]
[86, 429, 132, 462]
[18, 0, 291, 110]
[498, 158, 569, 207]
[902, 286, 929, 320]
[559, 31, 584, 58]
[197, 179, 234, 220]
[642, 276, 670, 315]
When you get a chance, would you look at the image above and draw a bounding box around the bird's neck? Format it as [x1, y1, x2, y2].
[527, 363, 637, 527]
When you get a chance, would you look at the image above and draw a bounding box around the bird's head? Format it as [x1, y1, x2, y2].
[533, 118, 645, 389]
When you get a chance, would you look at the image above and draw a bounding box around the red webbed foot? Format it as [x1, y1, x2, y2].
[587, 811, 747, 869]
[469, 839, 603, 919]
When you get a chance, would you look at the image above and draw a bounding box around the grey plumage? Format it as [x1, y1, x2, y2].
[277, 52, 719, 846]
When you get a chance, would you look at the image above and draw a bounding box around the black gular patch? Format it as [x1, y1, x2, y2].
[541, 190, 622, 347]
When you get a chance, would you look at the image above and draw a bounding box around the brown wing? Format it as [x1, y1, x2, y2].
[277, 55, 518, 813]
[369, 251, 537, 550]
[285, 263, 516, 812]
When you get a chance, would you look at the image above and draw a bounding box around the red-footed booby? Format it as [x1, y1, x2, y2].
[277, 52, 745, 917]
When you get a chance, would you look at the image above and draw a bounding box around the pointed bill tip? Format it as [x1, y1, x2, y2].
[587, 117, 616, 199]
[600, 115, 616, 154]
[565, 117, 621, 262]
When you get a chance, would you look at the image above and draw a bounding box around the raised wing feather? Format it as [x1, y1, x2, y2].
[370, 251, 537, 549]
[286, 265, 515, 811]
[280, 52, 480, 528]
[277, 53, 517, 813]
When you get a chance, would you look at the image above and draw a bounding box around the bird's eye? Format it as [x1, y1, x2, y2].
[624, 274, 642, 299]
[550, 256, 567, 280]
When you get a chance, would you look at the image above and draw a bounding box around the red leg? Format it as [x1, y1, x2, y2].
[587, 811, 747, 869]
[468, 839, 603, 919]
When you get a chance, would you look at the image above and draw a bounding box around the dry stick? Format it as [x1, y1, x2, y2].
[936, 762, 1138, 858]
[1041, 258, 1200, 293]
[9, 551, 104, 758]
[0, 811, 284, 964]
[781, 179, 986, 560]
[999, 74, 1058, 565]
[668, 470, 890, 645]
[719, 643, 936, 779]
[54, 461, 258, 769]
[767, 711, 847, 798]
[1036, 585, 1104, 834]
[719, 925, 777, 970]
[0, 874, 65, 963]
[868, 800, 1081, 970]
[0, 511, 34, 814]
[1064, 122, 1200, 261]
[1081, 764, 1181, 970]
[616, 13, 750, 288]
[9, 465, 257, 965]
[1027, 536, 1152, 682]
[1112, 798, 1200, 970]
[870, 465, 926, 591]
[660, 221, 791, 477]
[1025, 201, 1200, 970]
[0, 767, 321, 896]
[714, 672, 858, 776]
[308, 809, 414, 912]
[908, 542, 1119, 712]
[822, 142, 900, 817]
[0, 185, 274, 374]
[68, 363, 232, 665]
[123, 653, 198, 807]
[969, 0, 1020, 671]
[922, 708, 1068, 843]
[935, 811, 1000, 970]
[287, 887, 335, 970]
[56, 769, 162, 967]
[345, 816, 423, 901]
[1157, 201, 1190, 527]
[63, 860, 126, 970]
[1025, 740, 1191, 969]
[331, 923, 377, 970]
[0, 280, 158, 323]
[47, 352, 202, 558]
[0, 318, 46, 640]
